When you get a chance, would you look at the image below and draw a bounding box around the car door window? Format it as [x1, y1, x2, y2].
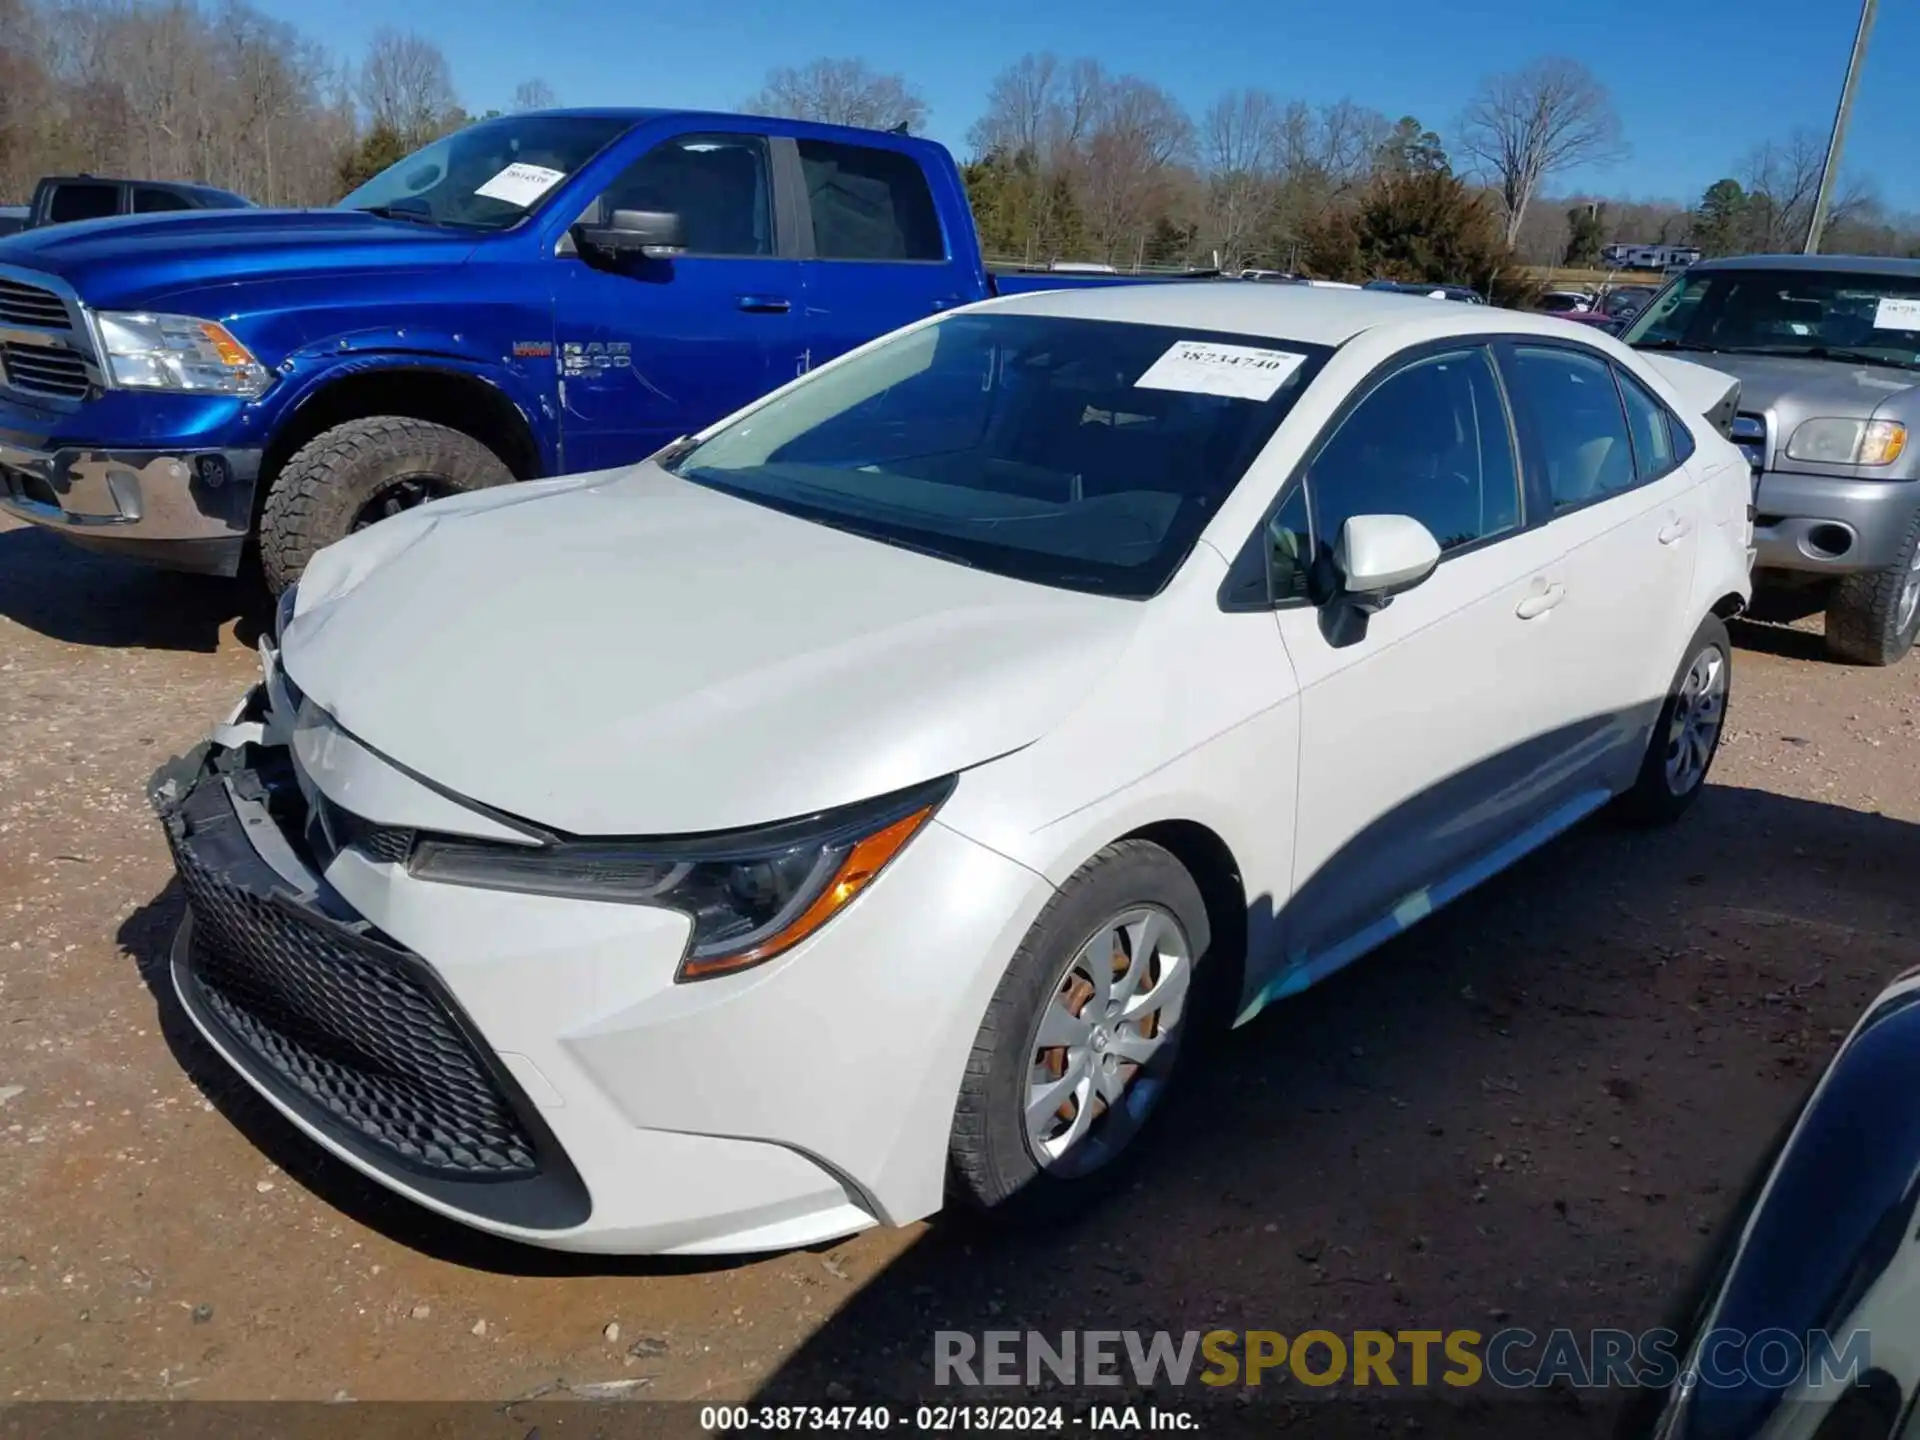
[1613, 366, 1679, 481]
[47, 183, 119, 223]
[1504, 346, 1637, 512]
[590, 133, 773, 256]
[796, 140, 944, 261]
[134, 187, 193, 213]
[1305, 347, 1520, 557]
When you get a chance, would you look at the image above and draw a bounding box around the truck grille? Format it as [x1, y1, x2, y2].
[0, 341, 90, 400]
[0, 277, 71, 329]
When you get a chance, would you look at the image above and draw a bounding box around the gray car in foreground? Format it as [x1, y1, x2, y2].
[1622, 255, 1920, 665]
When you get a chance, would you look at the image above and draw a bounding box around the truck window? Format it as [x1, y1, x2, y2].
[795, 140, 944, 262]
[47, 183, 119, 223]
[591, 134, 774, 257]
[134, 187, 194, 214]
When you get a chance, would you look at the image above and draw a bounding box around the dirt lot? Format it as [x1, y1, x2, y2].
[3, 511, 1919, 1423]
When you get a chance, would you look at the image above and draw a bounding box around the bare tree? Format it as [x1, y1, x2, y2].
[743, 57, 926, 133]
[512, 77, 555, 112]
[358, 27, 456, 145]
[1200, 88, 1282, 268]
[1078, 74, 1192, 263]
[1739, 127, 1869, 251]
[1457, 57, 1624, 246]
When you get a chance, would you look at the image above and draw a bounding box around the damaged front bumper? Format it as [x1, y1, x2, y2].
[149, 711, 592, 1230]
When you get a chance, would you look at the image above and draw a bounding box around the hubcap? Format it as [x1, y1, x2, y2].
[1897, 546, 1920, 637]
[350, 475, 457, 533]
[1664, 646, 1727, 796]
[1023, 906, 1192, 1179]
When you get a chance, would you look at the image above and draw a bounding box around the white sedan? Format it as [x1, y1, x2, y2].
[153, 284, 1754, 1255]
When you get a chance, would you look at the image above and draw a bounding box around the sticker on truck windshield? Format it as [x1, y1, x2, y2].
[1134, 340, 1308, 401]
[474, 163, 567, 208]
[1872, 297, 1920, 330]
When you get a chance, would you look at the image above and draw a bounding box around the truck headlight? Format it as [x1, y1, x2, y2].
[93, 311, 273, 398]
[407, 775, 955, 980]
[1784, 418, 1908, 467]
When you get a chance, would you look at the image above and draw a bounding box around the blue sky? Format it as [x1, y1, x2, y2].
[257, 0, 1917, 212]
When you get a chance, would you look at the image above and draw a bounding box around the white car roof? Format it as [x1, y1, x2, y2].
[985, 280, 1614, 350]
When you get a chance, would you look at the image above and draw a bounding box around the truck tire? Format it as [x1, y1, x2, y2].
[1824, 506, 1920, 666]
[259, 416, 514, 595]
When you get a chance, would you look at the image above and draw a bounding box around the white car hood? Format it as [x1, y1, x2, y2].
[281, 464, 1143, 836]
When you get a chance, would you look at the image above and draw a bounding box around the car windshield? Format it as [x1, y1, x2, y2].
[664, 312, 1333, 599]
[1622, 267, 1920, 371]
[337, 114, 634, 231]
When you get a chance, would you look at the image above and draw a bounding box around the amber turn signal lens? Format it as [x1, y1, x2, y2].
[677, 805, 937, 979]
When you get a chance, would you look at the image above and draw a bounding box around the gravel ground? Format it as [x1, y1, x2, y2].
[3, 511, 1917, 1421]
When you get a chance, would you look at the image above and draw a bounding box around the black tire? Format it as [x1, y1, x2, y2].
[1824, 505, 1920, 666]
[258, 417, 514, 595]
[1618, 614, 1731, 826]
[948, 839, 1213, 1225]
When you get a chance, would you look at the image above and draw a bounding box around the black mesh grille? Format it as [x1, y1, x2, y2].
[167, 814, 538, 1180]
[0, 277, 70, 329]
[1, 341, 89, 399]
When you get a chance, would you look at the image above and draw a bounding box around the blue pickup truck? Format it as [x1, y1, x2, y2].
[0, 109, 1206, 593]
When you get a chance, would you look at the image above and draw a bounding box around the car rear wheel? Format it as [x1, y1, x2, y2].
[948, 840, 1212, 1224]
[1619, 614, 1731, 825]
[259, 416, 514, 596]
[1825, 507, 1920, 666]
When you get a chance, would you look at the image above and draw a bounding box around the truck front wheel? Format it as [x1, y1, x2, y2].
[1824, 505, 1920, 666]
[259, 416, 514, 595]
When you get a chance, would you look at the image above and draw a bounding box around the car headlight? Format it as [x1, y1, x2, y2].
[1784, 418, 1908, 467]
[407, 776, 954, 980]
[93, 311, 273, 398]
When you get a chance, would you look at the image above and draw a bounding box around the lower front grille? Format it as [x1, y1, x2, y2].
[157, 752, 590, 1228]
[1, 341, 90, 400]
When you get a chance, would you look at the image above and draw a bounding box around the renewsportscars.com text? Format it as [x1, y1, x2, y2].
[934, 1327, 1872, 1391]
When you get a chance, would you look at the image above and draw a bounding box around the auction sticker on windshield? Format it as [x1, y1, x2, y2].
[1873, 297, 1920, 330]
[1135, 341, 1308, 401]
[475, 163, 567, 208]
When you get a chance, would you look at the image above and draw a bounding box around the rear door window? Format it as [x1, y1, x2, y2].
[796, 141, 944, 261]
[1503, 346, 1638, 512]
[134, 187, 194, 214]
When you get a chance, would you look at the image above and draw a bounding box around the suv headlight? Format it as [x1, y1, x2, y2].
[93, 311, 273, 398]
[1784, 418, 1908, 467]
[407, 776, 954, 980]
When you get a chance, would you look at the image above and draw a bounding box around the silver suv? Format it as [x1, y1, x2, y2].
[1622, 255, 1920, 664]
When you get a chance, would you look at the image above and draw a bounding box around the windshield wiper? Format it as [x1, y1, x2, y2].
[1786, 346, 1918, 371]
[353, 204, 445, 227]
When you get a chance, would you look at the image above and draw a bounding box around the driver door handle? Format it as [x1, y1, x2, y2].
[1515, 582, 1566, 620]
[736, 295, 791, 314]
[1658, 516, 1694, 545]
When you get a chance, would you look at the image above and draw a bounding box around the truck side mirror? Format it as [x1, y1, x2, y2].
[573, 209, 687, 260]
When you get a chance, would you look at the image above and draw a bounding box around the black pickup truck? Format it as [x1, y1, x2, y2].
[20, 175, 253, 229]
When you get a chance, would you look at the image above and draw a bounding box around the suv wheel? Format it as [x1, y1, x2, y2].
[1825, 508, 1920, 666]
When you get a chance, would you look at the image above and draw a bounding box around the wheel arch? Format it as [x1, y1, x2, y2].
[1115, 818, 1249, 1033]
[259, 364, 545, 521]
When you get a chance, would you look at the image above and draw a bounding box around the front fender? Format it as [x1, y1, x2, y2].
[256, 343, 559, 477]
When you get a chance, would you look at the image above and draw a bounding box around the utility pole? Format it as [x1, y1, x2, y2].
[1805, 0, 1877, 254]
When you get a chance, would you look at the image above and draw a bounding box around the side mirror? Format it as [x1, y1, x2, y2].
[573, 208, 687, 260]
[1333, 514, 1441, 611]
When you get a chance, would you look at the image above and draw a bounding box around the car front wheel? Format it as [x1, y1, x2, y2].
[948, 840, 1212, 1223]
